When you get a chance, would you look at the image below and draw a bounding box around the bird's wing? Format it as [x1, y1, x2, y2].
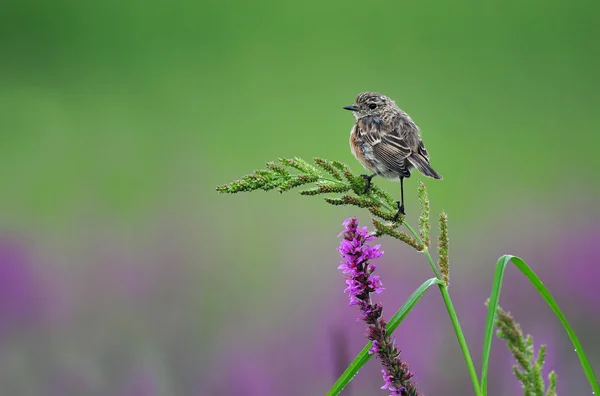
[359, 116, 442, 179]
[407, 139, 443, 179]
[371, 128, 413, 178]
[416, 139, 430, 161]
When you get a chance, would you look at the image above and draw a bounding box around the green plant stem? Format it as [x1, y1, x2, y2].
[323, 178, 483, 395]
[481, 255, 600, 395]
[403, 222, 441, 278]
[438, 286, 482, 396]
[404, 221, 483, 396]
[327, 278, 444, 396]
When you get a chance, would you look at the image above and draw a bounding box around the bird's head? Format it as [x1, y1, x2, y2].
[343, 92, 397, 120]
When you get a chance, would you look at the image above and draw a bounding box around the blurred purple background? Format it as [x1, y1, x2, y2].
[0, 209, 597, 395]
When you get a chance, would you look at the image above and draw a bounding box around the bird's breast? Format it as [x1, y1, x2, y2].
[349, 125, 378, 174]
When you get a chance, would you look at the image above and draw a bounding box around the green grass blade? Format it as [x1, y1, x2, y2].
[480, 255, 600, 395]
[326, 277, 443, 396]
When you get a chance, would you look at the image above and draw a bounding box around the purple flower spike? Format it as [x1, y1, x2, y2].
[337, 218, 384, 306]
[337, 218, 422, 396]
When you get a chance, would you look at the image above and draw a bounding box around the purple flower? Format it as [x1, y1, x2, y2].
[369, 340, 379, 355]
[337, 218, 422, 396]
[337, 218, 384, 306]
[381, 369, 406, 394]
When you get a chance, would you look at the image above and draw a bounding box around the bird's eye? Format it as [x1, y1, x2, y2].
[368, 103, 377, 109]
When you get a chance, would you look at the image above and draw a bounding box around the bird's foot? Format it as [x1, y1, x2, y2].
[360, 174, 374, 195]
[393, 201, 406, 222]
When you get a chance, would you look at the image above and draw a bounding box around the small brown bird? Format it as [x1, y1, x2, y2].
[344, 92, 442, 219]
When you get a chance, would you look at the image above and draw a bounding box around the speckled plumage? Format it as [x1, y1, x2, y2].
[344, 92, 442, 216]
[346, 92, 442, 180]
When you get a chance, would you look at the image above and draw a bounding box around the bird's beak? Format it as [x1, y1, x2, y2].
[343, 105, 358, 111]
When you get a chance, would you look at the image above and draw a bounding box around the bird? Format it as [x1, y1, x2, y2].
[343, 92, 442, 220]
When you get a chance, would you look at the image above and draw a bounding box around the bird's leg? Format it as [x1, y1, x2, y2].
[360, 173, 376, 194]
[394, 177, 406, 221]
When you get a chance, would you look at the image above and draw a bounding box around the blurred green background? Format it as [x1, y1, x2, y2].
[1, 0, 599, 394]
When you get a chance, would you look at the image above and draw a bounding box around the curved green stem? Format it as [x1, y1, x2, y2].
[480, 255, 600, 395]
[404, 221, 483, 396]
[327, 277, 444, 396]
[324, 178, 483, 395]
[438, 284, 482, 396]
[403, 222, 441, 279]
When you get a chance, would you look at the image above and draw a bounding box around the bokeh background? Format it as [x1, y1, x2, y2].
[1, 0, 599, 394]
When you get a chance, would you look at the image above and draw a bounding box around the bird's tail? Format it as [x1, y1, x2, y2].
[408, 154, 443, 179]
